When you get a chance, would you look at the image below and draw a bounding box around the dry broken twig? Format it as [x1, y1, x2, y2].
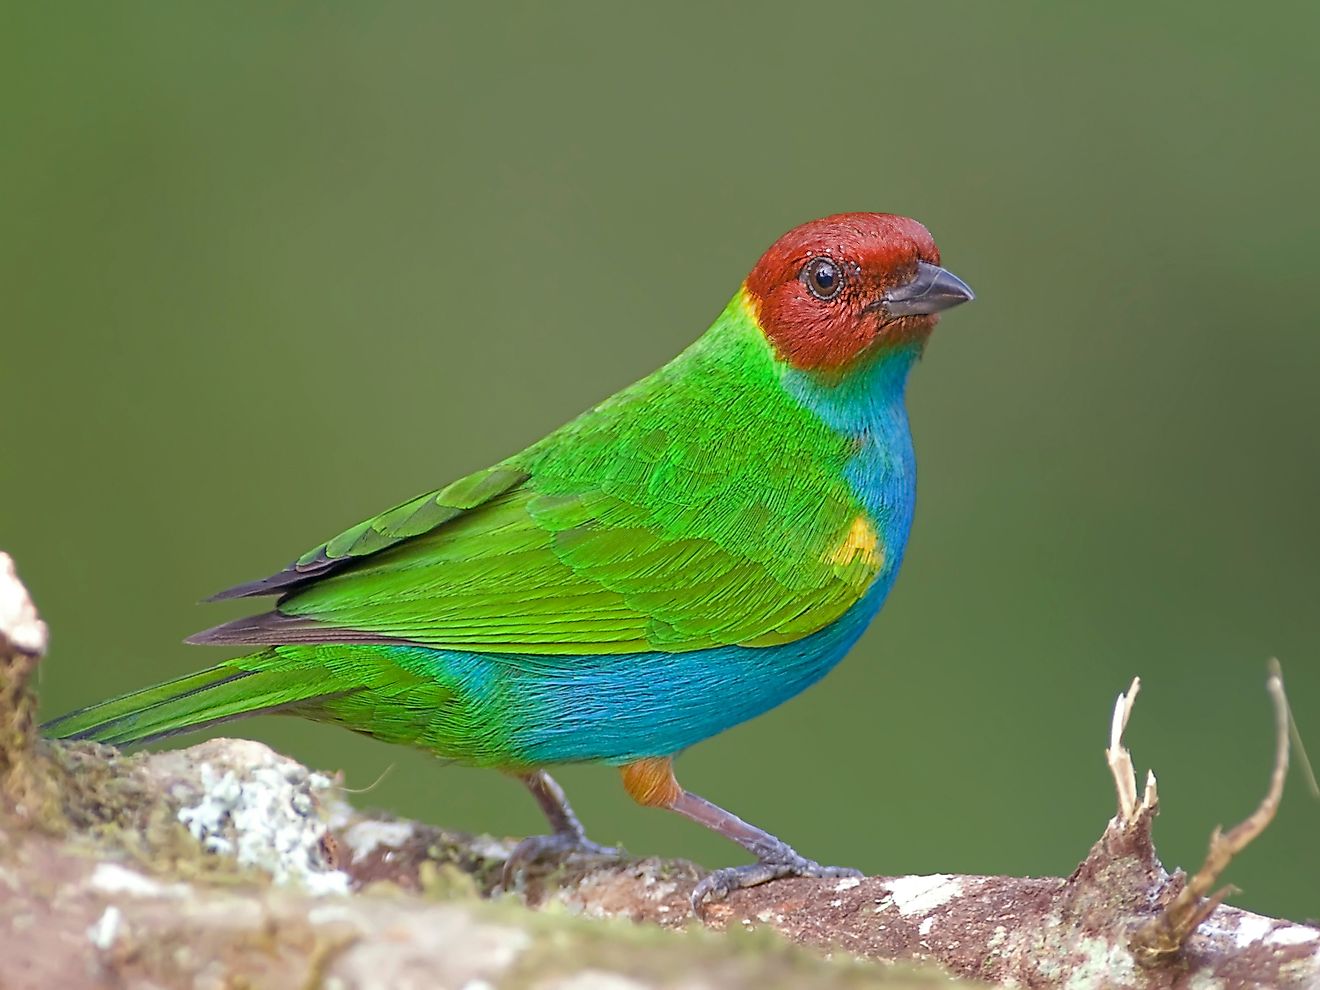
[1129, 659, 1295, 964]
[1106, 676, 1159, 824]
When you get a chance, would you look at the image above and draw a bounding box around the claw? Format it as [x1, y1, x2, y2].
[691, 855, 861, 915]
[499, 831, 623, 890]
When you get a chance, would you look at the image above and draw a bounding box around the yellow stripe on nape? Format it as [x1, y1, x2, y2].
[736, 283, 763, 329]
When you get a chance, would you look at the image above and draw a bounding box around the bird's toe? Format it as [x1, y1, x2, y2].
[690, 855, 862, 915]
[500, 832, 624, 890]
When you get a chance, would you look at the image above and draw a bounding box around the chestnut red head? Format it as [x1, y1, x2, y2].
[743, 213, 973, 372]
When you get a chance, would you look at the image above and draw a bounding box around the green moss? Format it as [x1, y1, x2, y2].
[417, 859, 482, 901]
[23, 741, 259, 885]
[489, 905, 961, 989]
[0, 651, 65, 829]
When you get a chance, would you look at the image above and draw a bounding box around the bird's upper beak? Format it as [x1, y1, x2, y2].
[881, 261, 975, 317]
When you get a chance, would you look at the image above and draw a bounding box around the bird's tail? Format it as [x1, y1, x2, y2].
[42, 653, 352, 747]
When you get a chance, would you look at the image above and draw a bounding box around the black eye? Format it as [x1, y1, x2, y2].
[803, 257, 843, 300]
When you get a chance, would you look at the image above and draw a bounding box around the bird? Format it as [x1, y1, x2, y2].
[46, 213, 974, 907]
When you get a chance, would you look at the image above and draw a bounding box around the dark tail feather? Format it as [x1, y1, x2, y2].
[186, 611, 404, 648]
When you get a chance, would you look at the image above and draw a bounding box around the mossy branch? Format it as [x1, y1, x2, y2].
[1, 551, 1316, 990]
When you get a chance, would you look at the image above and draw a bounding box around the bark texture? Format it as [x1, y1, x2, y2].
[1, 551, 1315, 990]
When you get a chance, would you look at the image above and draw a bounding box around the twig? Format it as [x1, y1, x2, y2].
[1106, 677, 1158, 824]
[1130, 660, 1292, 964]
[1282, 673, 1319, 799]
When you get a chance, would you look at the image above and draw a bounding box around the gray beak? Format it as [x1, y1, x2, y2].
[881, 261, 975, 317]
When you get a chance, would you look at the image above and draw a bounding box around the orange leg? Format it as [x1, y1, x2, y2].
[621, 757, 860, 910]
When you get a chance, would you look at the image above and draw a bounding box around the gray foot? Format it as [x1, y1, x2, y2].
[691, 853, 861, 914]
[500, 831, 623, 889]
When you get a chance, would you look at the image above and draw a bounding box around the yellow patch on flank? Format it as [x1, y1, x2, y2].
[829, 515, 883, 571]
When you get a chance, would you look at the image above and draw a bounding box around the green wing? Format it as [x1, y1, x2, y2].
[193, 297, 885, 655]
[195, 481, 879, 655]
[205, 464, 530, 600]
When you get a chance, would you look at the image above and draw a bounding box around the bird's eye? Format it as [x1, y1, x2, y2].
[803, 258, 843, 300]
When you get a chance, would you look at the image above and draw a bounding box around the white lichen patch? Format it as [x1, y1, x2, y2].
[1229, 912, 1274, 947]
[884, 874, 964, 917]
[1268, 925, 1320, 947]
[343, 819, 416, 863]
[174, 746, 349, 895]
[89, 862, 188, 898]
[87, 906, 123, 950]
[1064, 935, 1138, 990]
[833, 876, 861, 892]
[468, 834, 517, 860]
[1195, 911, 1276, 952]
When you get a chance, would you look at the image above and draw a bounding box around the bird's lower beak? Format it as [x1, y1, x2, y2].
[882, 261, 975, 317]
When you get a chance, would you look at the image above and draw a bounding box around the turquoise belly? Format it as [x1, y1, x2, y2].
[385, 576, 891, 767]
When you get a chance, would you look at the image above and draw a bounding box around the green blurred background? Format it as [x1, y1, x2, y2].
[4, 4, 1317, 919]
